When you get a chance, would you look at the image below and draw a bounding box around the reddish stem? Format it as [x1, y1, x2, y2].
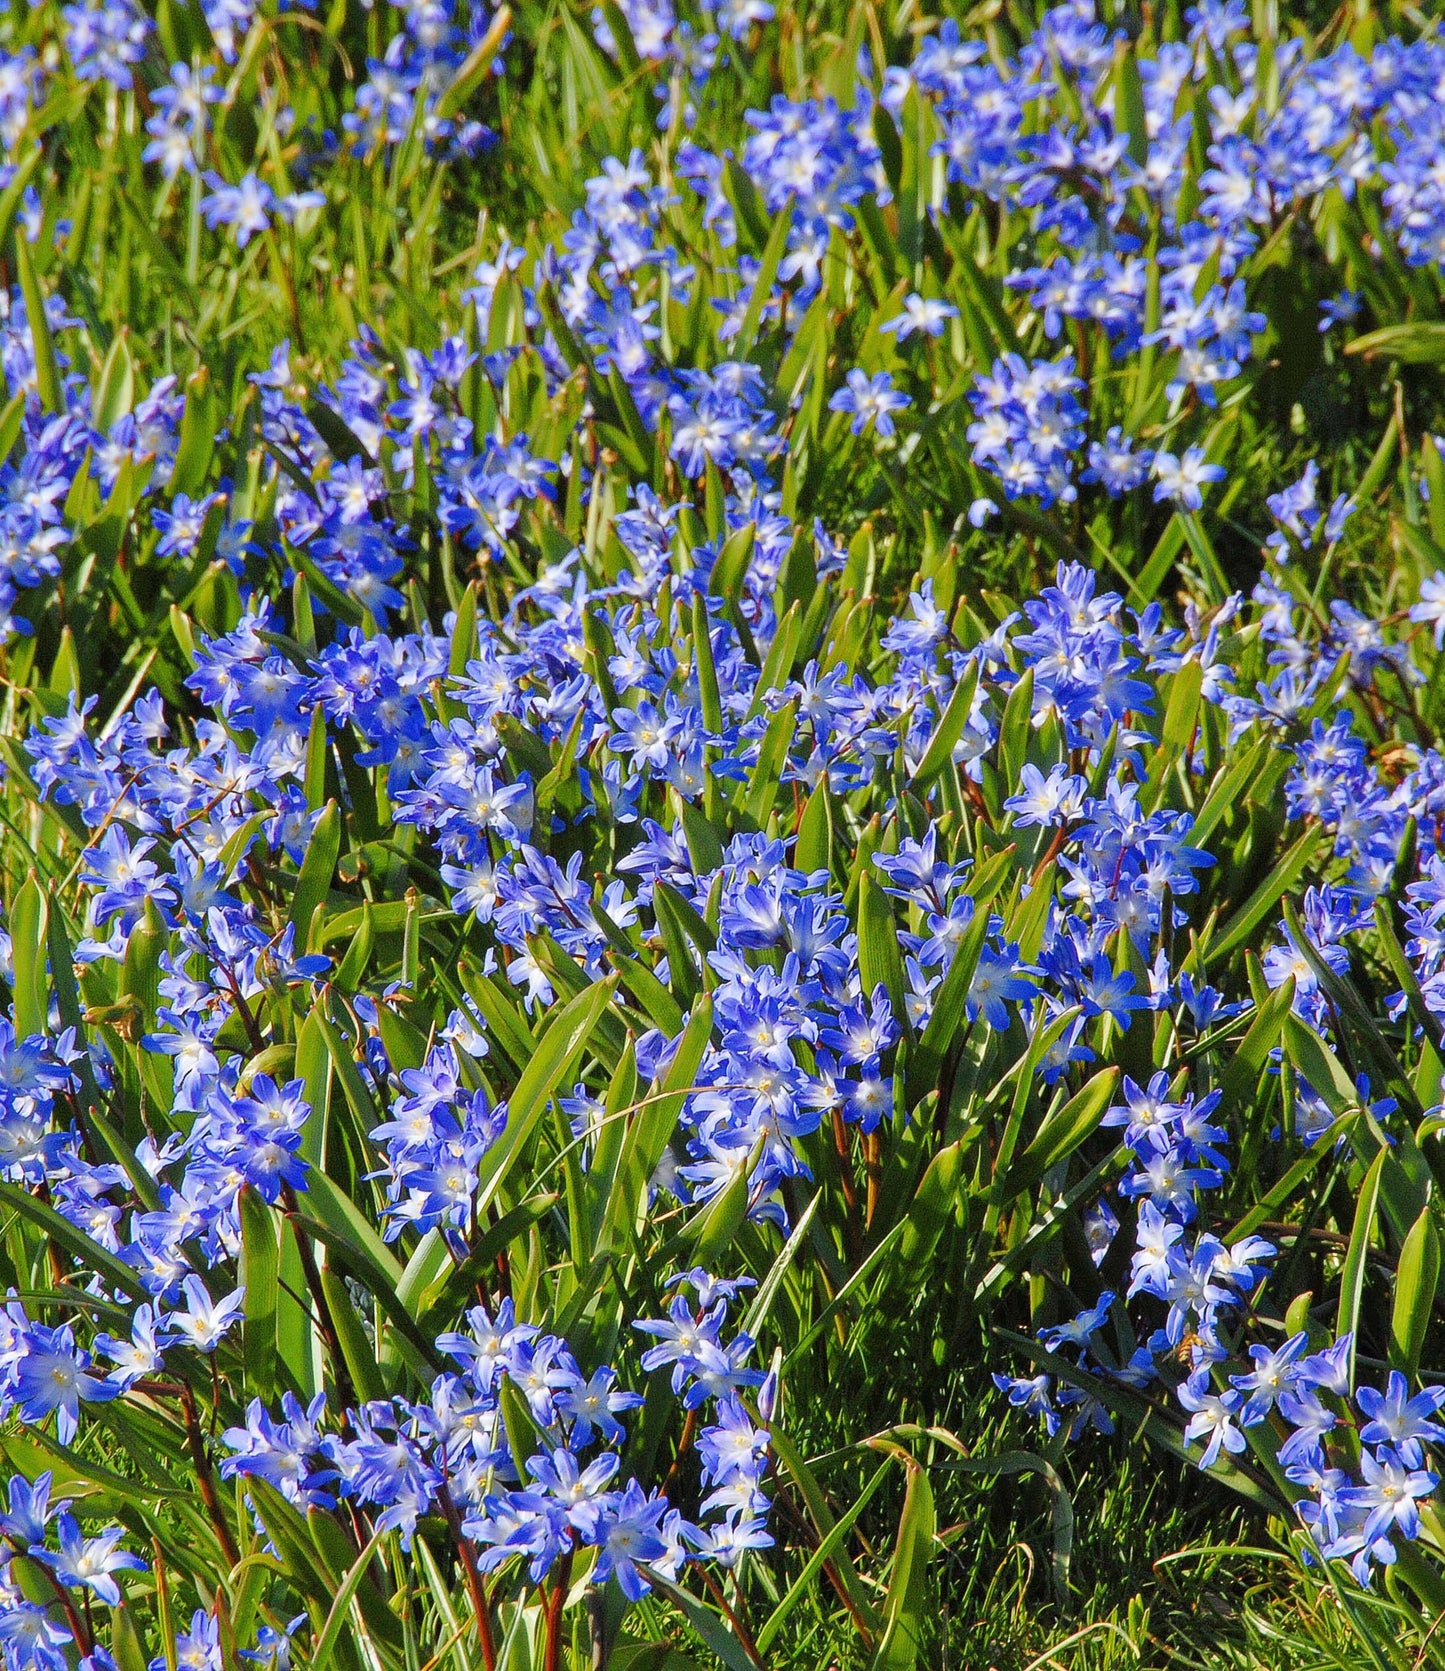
[181, 1381, 241, 1569]
[437, 1480, 497, 1671]
[543, 1548, 574, 1671]
[698, 1568, 765, 1670]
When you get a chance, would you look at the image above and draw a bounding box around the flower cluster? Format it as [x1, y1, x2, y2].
[1002, 1054, 1445, 1588]
[0, 1473, 146, 1671]
[8, 0, 1445, 1661]
[342, 0, 508, 158]
[965, 352, 1090, 509]
[224, 1276, 772, 1595]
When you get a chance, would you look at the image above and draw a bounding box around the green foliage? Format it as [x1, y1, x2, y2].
[8, 2, 1445, 1670]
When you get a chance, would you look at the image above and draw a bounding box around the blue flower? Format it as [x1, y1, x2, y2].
[828, 368, 909, 437]
[199, 172, 276, 247]
[32, 1512, 146, 1606]
[13, 1325, 120, 1442]
[1357, 1374, 1445, 1467]
[1179, 1371, 1247, 1469]
[879, 294, 958, 339]
[1151, 448, 1225, 511]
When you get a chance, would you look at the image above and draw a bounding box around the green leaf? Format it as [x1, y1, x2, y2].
[0, 1422, 181, 1514]
[1206, 824, 1323, 967]
[1112, 39, 1149, 167]
[679, 1138, 762, 1265]
[752, 600, 803, 708]
[460, 964, 536, 1070]
[733, 202, 792, 359]
[610, 1643, 703, 1671]
[655, 878, 716, 965]
[690, 592, 724, 737]
[600, 907, 685, 1035]
[741, 698, 797, 828]
[433, 4, 513, 119]
[895, 1141, 963, 1269]
[413, 1194, 559, 1336]
[9, 875, 48, 1042]
[169, 370, 216, 499]
[783, 1221, 908, 1371]
[293, 543, 366, 628]
[290, 800, 341, 936]
[303, 1507, 403, 1652]
[741, 1191, 820, 1338]
[0, 388, 26, 469]
[757, 1459, 892, 1656]
[111, 1602, 150, 1671]
[1141, 658, 1203, 809]
[307, 1005, 378, 1132]
[676, 800, 725, 875]
[856, 871, 907, 1032]
[1391, 1205, 1440, 1380]
[246, 1480, 347, 1620]
[907, 847, 1015, 1102]
[0, 149, 42, 255]
[449, 583, 480, 677]
[474, 976, 619, 1217]
[980, 1009, 1084, 1244]
[795, 778, 834, 875]
[909, 660, 980, 797]
[0, 1179, 149, 1303]
[15, 236, 60, 413]
[1346, 322, 1445, 364]
[1337, 1148, 1387, 1385]
[645, 1575, 760, 1671]
[1005, 1066, 1120, 1195]
[1376, 902, 1444, 1053]
[1219, 974, 1295, 1116]
[868, 1456, 935, 1671]
[1283, 1011, 1360, 1117]
[1227, 1107, 1359, 1243]
[708, 522, 756, 611]
[1189, 736, 1269, 850]
[768, 1426, 881, 1635]
[240, 1187, 280, 1402]
[607, 996, 714, 1253]
[997, 666, 1035, 793]
[94, 329, 136, 433]
[320, 1263, 387, 1404]
[292, 1201, 438, 1379]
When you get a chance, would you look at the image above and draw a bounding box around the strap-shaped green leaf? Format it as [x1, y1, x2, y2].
[240, 1186, 280, 1403]
[9, 875, 47, 1041]
[1207, 824, 1323, 967]
[767, 1426, 881, 1635]
[909, 660, 980, 796]
[474, 975, 619, 1218]
[14, 235, 60, 412]
[1005, 1064, 1120, 1196]
[867, 1452, 935, 1671]
[856, 871, 907, 1033]
[1337, 1148, 1387, 1382]
[757, 1459, 892, 1656]
[1391, 1204, 1441, 1380]
[289, 800, 341, 937]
